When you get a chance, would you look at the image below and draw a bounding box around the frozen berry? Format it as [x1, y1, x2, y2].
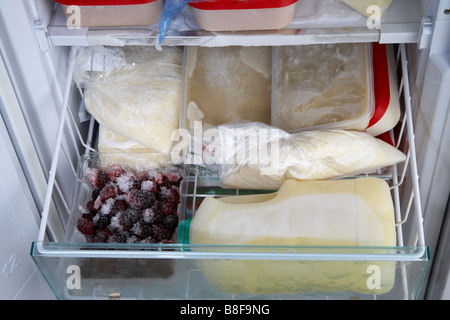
[92, 229, 112, 243]
[86, 200, 98, 213]
[77, 217, 94, 235]
[99, 184, 117, 201]
[142, 208, 161, 224]
[116, 173, 139, 193]
[127, 189, 155, 209]
[108, 232, 128, 243]
[92, 188, 101, 201]
[131, 221, 152, 240]
[107, 165, 126, 182]
[112, 199, 128, 212]
[82, 212, 95, 222]
[95, 214, 111, 230]
[87, 168, 109, 189]
[151, 224, 173, 241]
[162, 214, 178, 231]
[120, 208, 142, 231]
[141, 180, 159, 194]
[160, 202, 178, 215]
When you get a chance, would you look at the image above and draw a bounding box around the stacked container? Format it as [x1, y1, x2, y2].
[55, 0, 164, 27]
[188, 0, 298, 31]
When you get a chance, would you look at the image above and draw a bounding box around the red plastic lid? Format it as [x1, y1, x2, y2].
[55, 0, 156, 5]
[189, 0, 298, 10]
[368, 42, 391, 129]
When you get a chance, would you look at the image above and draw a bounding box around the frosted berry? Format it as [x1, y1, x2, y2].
[99, 184, 117, 201]
[77, 217, 94, 235]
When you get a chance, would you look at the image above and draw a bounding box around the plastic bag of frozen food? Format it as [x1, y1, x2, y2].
[215, 122, 406, 190]
[73, 45, 184, 155]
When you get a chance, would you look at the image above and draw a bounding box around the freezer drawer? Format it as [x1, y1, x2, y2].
[31, 44, 429, 300]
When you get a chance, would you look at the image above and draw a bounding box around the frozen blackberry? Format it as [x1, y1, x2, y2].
[99, 184, 117, 201]
[112, 199, 128, 212]
[127, 189, 156, 209]
[81, 212, 95, 222]
[107, 165, 126, 182]
[92, 188, 101, 201]
[92, 229, 112, 243]
[86, 200, 98, 213]
[151, 224, 173, 242]
[87, 168, 109, 189]
[160, 202, 178, 215]
[108, 232, 128, 243]
[162, 214, 178, 231]
[77, 217, 94, 235]
[95, 214, 111, 230]
[120, 208, 142, 231]
[142, 208, 162, 224]
[131, 221, 153, 240]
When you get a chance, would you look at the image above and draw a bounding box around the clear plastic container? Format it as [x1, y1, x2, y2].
[188, 0, 298, 31]
[273, 43, 375, 133]
[66, 151, 186, 245]
[55, 0, 164, 27]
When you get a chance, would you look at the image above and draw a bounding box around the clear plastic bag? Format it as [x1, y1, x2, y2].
[73, 46, 184, 155]
[215, 122, 406, 190]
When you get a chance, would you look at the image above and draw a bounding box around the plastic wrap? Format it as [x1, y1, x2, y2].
[213, 122, 406, 190]
[74, 46, 183, 155]
[340, 0, 395, 18]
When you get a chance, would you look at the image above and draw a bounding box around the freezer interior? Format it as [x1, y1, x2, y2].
[15, 0, 446, 300]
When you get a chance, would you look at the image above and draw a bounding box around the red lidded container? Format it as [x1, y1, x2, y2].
[54, 0, 164, 27]
[188, 0, 299, 31]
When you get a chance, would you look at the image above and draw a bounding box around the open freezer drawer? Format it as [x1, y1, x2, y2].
[31, 44, 429, 300]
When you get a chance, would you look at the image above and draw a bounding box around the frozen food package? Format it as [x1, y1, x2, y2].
[190, 178, 397, 294]
[55, 0, 164, 27]
[214, 122, 406, 190]
[340, 0, 395, 18]
[187, 0, 298, 32]
[185, 46, 272, 128]
[97, 125, 171, 172]
[67, 152, 184, 244]
[274, 43, 374, 133]
[74, 46, 183, 155]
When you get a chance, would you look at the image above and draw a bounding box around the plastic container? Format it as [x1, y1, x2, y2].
[66, 151, 185, 244]
[273, 43, 375, 133]
[188, 0, 298, 31]
[366, 43, 401, 137]
[55, 0, 164, 27]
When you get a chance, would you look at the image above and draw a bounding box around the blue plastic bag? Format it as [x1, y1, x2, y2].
[156, 0, 190, 50]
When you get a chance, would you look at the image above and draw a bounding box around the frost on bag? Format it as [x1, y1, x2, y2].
[73, 46, 183, 155]
[217, 122, 407, 190]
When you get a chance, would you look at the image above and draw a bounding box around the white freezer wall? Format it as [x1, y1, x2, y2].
[408, 0, 450, 299]
[0, 0, 84, 243]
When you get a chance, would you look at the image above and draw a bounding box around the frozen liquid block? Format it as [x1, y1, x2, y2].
[190, 178, 397, 294]
[340, 0, 395, 17]
[83, 46, 183, 155]
[275, 43, 374, 132]
[186, 46, 272, 127]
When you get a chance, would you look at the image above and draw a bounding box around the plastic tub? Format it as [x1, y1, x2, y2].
[66, 151, 185, 245]
[366, 43, 401, 137]
[188, 0, 298, 31]
[273, 43, 375, 133]
[55, 0, 164, 27]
